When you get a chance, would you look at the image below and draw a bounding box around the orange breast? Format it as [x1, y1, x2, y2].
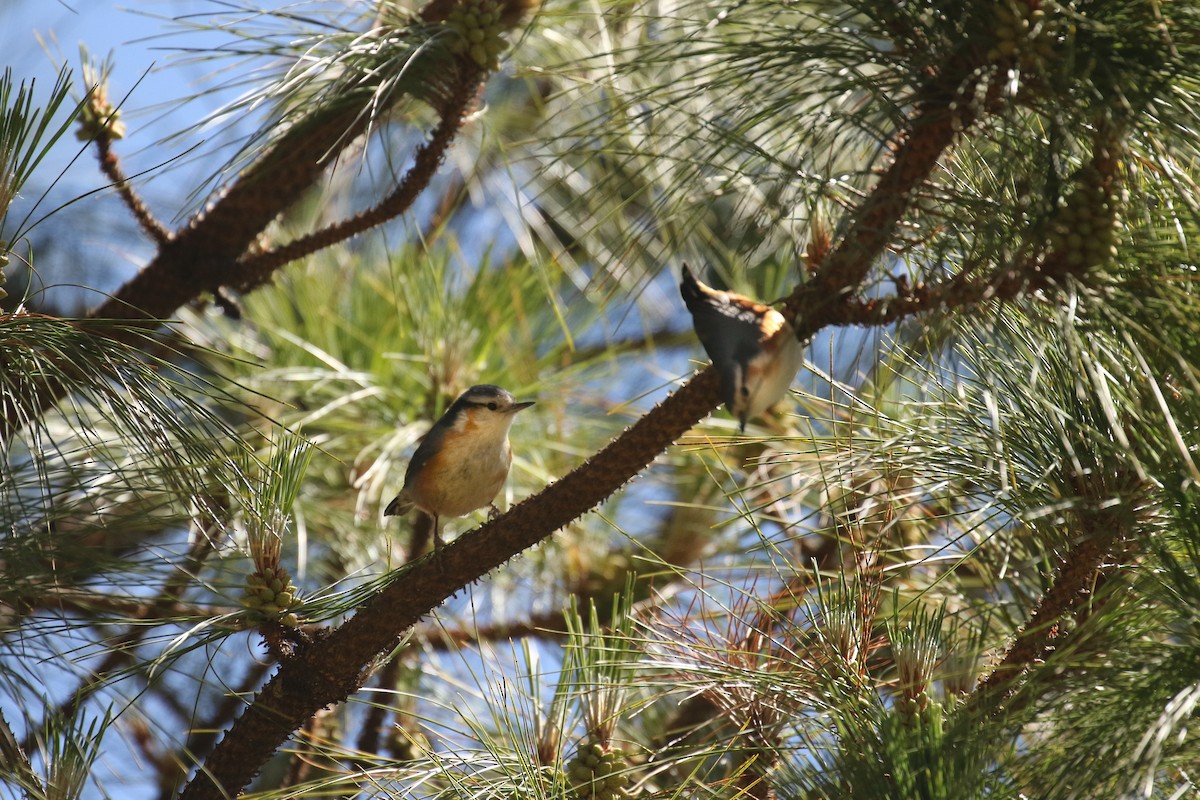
[408, 436, 512, 519]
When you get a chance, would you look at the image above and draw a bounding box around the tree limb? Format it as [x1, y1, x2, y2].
[968, 464, 1150, 715]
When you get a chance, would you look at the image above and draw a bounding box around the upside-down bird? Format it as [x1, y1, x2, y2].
[679, 264, 802, 431]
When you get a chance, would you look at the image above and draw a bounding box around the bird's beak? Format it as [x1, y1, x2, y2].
[512, 401, 536, 413]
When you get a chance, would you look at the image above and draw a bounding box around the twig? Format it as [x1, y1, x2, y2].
[29, 587, 237, 624]
[354, 655, 405, 760]
[21, 517, 227, 755]
[353, 509, 445, 762]
[419, 171, 468, 248]
[231, 71, 484, 295]
[94, 136, 170, 246]
[836, 252, 1075, 328]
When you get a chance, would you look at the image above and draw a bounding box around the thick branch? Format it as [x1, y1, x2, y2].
[89, 107, 366, 327]
[0, 98, 344, 444]
[786, 72, 979, 328]
[968, 529, 1135, 716]
[969, 462, 1148, 714]
[53, 84, 1034, 790]
[157, 661, 273, 800]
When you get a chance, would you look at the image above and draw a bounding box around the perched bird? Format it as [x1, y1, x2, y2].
[679, 264, 803, 431]
[385, 384, 534, 551]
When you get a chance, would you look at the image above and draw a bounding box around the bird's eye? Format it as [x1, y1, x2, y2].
[487, 402, 499, 410]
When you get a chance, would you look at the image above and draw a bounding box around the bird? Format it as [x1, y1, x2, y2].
[384, 384, 534, 552]
[679, 264, 803, 431]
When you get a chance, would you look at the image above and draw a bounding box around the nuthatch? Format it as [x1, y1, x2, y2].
[385, 384, 534, 550]
[679, 264, 802, 431]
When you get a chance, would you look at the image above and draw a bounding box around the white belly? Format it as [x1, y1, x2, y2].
[744, 333, 803, 419]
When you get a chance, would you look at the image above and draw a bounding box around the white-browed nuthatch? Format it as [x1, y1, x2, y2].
[680, 264, 802, 431]
[385, 384, 534, 550]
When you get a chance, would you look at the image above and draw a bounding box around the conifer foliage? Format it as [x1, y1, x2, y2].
[2, 1, 1200, 798]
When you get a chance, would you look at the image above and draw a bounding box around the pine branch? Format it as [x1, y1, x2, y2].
[178, 215, 1094, 797]
[969, 465, 1152, 714]
[969, 484, 1147, 714]
[21, 518, 228, 756]
[970, 532, 1130, 708]
[155, 661, 272, 800]
[19, 587, 236, 624]
[787, 57, 988, 328]
[839, 251, 1087, 327]
[842, 127, 1126, 326]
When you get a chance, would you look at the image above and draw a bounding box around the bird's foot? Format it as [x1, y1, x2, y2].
[430, 533, 446, 571]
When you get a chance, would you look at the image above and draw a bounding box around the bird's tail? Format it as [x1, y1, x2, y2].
[384, 489, 414, 517]
[679, 263, 708, 310]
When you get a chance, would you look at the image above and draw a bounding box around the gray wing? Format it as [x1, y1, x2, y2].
[680, 268, 764, 410]
[403, 417, 452, 488]
[384, 417, 452, 516]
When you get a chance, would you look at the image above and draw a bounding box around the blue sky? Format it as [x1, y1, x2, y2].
[6, 1, 241, 181]
[4, 1, 283, 308]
